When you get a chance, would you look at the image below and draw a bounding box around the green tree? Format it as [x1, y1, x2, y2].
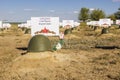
[90, 9, 105, 21]
[114, 8, 120, 19]
[107, 14, 116, 21]
[78, 7, 89, 22]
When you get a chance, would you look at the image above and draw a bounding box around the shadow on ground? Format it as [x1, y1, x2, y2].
[16, 47, 28, 55]
[95, 45, 120, 49]
[16, 47, 28, 51]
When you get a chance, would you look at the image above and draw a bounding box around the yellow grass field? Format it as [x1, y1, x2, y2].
[0, 26, 120, 80]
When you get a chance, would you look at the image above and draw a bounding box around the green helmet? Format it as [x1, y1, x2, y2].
[27, 35, 51, 52]
[64, 29, 72, 35]
[25, 28, 31, 34]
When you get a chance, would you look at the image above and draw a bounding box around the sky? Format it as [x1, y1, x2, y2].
[0, 0, 120, 22]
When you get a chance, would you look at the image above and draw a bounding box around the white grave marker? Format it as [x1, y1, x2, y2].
[92, 21, 100, 26]
[99, 18, 111, 27]
[74, 22, 80, 27]
[116, 20, 120, 25]
[62, 20, 74, 28]
[3, 23, 11, 28]
[31, 17, 59, 36]
[0, 21, 3, 28]
[26, 20, 31, 28]
[87, 21, 99, 26]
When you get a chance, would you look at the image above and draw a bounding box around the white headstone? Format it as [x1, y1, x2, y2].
[62, 20, 74, 28]
[92, 21, 100, 26]
[3, 23, 11, 28]
[87, 21, 92, 26]
[74, 22, 80, 27]
[31, 17, 59, 36]
[99, 18, 111, 27]
[26, 20, 31, 28]
[59, 22, 63, 27]
[0, 21, 3, 28]
[116, 20, 120, 25]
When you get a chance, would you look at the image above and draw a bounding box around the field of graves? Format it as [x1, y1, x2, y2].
[0, 24, 120, 80]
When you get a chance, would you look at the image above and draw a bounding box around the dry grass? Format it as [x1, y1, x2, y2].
[0, 26, 120, 80]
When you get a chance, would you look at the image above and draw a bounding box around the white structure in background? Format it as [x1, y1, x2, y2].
[99, 18, 111, 27]
[86, 21, 92, 26]
[59, 22, 63, 27]
[116, 20, 120, 25]
[18, 20, 31, 28]
[2, 23, 11, 28]
[0, 21, 3, 28]
[31, 17, 59, 36]
[111, 20, 114, 25]
[74, 22, 80, 27]
[87, 21, 100, 26]
[92, 21, 100, 26]
[18, 23, 26, 28]
[87, 18, 112, 27]
[60, 21, 80, 27]
[62, 20, 74, 28]
[26, 20, 31, 28]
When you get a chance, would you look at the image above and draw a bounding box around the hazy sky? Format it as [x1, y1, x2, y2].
[0, 0, 120, 22]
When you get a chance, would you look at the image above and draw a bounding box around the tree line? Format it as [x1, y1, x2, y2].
[78, 7, 120, 22]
